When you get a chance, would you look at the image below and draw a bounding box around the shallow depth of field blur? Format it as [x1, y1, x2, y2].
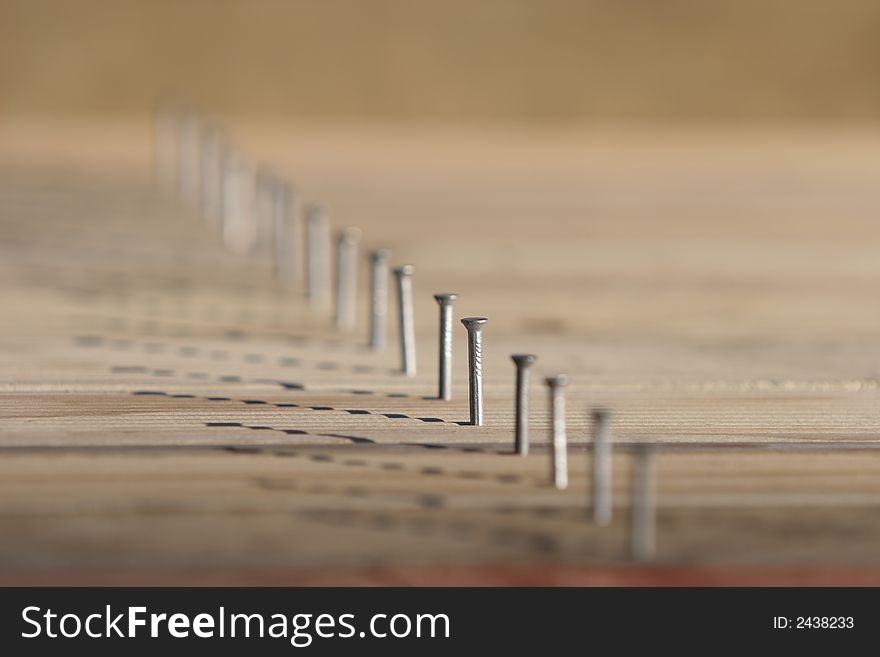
[3, 0, 880, 585]
[3, 0, 880, 120]
[3, 0, 880, 344]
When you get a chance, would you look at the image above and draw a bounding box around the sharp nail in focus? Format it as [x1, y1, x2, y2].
[461, 317, 488, 425]
[434, 294, 458, 400]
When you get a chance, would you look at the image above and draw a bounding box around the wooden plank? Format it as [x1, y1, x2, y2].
[3, 121, 880, 583]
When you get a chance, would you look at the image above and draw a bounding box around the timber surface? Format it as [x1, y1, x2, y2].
[2, 119, 880, 585]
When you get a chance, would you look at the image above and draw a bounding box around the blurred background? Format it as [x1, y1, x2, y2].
[2, 0, 880, 120]
[3, 0, 880, 349]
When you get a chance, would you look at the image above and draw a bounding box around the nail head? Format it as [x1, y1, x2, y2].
[461, 317, 488, 329]
[512, 354, 537, 367]
[340, 226, 362, 244]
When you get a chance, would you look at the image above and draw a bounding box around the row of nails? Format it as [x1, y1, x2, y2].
[158, 108, 657, 561]
[157, 110, 414, 351]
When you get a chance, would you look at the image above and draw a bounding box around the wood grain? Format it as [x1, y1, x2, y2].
[2, 119, 880, 584]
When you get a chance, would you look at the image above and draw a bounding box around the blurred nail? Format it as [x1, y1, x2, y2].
[335, 227, 361, 330]
[272, 180, 302, 288]
[591, 408, 613, 525]
[369, 249, 391, 350]
[512, 354, 537, 455]
[306, 204, 331, 307]
[631, 444, 657, 561]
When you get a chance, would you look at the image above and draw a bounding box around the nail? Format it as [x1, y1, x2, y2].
[272, 180, 302, 288]
[153, 103, 178, 193]
[511, 354, 537, 455]
[177, 112, 201, 205]
[394, 265, 416, 376]
[220, 149, 257, 254]
[369, 249, 391, 350]
[220, 149, 238, 239]
[199, 123, 224, 222]
[433, 294, 458, 400]
[255, 167, 277, 251]
[630, 444, 657, 562]
[591, 408, 613, 525]
[335, 227, 362, 330]
[461, 317, 488, 425]
[545, 374, 569, 489]
[306, 204, 331, 308]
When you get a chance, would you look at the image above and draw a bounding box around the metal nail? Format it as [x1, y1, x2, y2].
[255, 167, 281, 252]
[434, 294, 458, 400]
[394, 265, 417, 376]
[591, 408, 613, 525]
[272, 180, 302, 288]
[306, 204, 331, 308]
[369, 249, 391, 350]
[630, 444, 657, 562]
[220, 149, 238, 239]
[511, 354, 537, 455]
[177, 112, 201, 205]
[461, 317, 488, 425]
[153, 104, 178, 194]
[199, 123, 224, 222]
[220, 149, 257, 254]
[335, 227, 362, 331]
[545, 374, 569, 489]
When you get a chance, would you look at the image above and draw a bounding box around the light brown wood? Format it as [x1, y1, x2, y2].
[3, 118, 880, 584]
